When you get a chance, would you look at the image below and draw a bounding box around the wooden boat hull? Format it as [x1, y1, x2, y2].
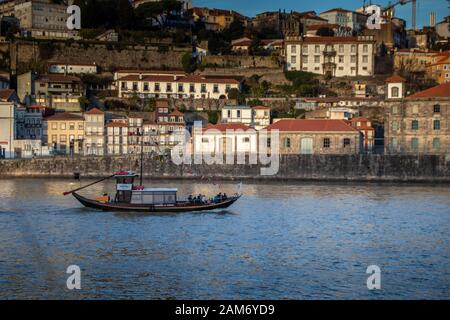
[72, 192, 241, 213]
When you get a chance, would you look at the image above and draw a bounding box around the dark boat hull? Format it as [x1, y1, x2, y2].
[72, 192, 241, 213]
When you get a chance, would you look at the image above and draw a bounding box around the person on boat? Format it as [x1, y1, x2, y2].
[223, 193, 228, 200]
[201, 195, 207, 204]
[188, 195, 193, 203]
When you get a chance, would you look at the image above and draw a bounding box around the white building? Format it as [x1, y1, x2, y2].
[221, 105, 271, 131]
[14, 0, 79, 39]
[49, 63, 98, 75]
[117, 74, 240, 100]
[105, 121, 129, 155]
[0, 101, 16, 158]
[319, 8, 367, 33]
[194, 123, 258, 156]
[84, 108, 105, 156]
[385, 75, 406, 100]
[285, 36, 376, 77]
[13, 139, 50, 158]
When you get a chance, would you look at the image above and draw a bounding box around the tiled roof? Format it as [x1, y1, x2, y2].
[105, 122, 128, 128]
[407, 82, 450, 99]
[320, 8, 352, 14]
[0, 89, 15, 101]
[85, 107, 104, 114]
[118, 74, 240, 85]
[266, 119, 358, 132]
[385, 75, 406, 83]
[203, 123, 253, 132]
[45, 112, 84, 121]
[252, 105, 270, 110]
[169, 110, 184, 117]
[302, 36, 373, 43]
[37, 74, 81, 83]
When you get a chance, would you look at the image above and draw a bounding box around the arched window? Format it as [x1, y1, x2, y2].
[391, 86, 399, 98]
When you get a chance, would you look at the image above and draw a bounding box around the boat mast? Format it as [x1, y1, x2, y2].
[140, 129, 144, 186]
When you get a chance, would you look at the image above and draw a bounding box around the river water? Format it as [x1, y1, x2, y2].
[0, 178, 448, 299]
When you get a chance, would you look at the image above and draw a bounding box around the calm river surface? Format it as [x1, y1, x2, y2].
[0, 178, 448, 299]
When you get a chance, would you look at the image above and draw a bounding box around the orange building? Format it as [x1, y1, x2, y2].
[427, 52, 450, 84]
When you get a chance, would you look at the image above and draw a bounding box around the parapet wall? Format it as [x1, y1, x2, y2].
[0, 155, 449, 182]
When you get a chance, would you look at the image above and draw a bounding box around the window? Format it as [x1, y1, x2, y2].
[237, 110, 241, 118]
[351, 55, 356, 63]
[121, 82, 126, 89]
[343, 138, 351, 147]
[78, 123, 83, 130]
[190, 83, 195, 93]
[351, 45, 356, 53]
[412, 105, 418, 114]
[291, 56, 297, 64]
[323, 138, 331, 148]
[52, 135, 57, 142]
[391, 137, 398, 149]
[213, 84, 219, 93]
[267, 137, 271, 148]
[178, 84, 184, 92]
[362, 55, 368, 63]
[69, 122, 75, 130]
[411, 120, 419, 130]
[166, 83, 172, 92]
[314, 55, 320, 63]
[411, 138, 419, 150]
[302, 45, 308, 53]
[363, 44, 368, 53]
[338, 44, 344, 53]
[155, 83, 160, 92]
[201, 84, 207, 93]
[284, 137, 291, 148]
[314, 45, 320, 53]
[60, 135, 67, 143]
[391, 87, 399, 98]
[201, 138, 209, 143]
[433, 104, 440, 113]
[338, 55, 344, 63]
[227, 110, 231, 118]
[243, 137, 250, 143]
[302, 55, 308, 63]
[432, 138, 440, 150]
[291, 45, 296, 54]
[433, 120, 441, 130]
[132, 82, 138, 91]
[52, 122, 57, 130]
[392, 121, 398, 131]
[143, 83, 149, 91]
[60, 123, 66, 130]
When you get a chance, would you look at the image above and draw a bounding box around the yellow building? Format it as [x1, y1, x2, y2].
[427, 54, 450, 84]
[45, 112, 84, 155]
[191, 7, 245, 30]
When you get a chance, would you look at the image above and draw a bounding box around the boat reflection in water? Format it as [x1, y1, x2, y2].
[65, 171, 242, 213]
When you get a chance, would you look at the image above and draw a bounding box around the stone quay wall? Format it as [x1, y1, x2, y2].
[0, 154, 449, 182]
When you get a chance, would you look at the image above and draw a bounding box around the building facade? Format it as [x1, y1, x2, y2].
[117, 74, 240, 100]
[0, 101, 16, 158]
[384, 82, 449, 155]
[105, 122, 129, 155]
[319, 8, 367, 33]
[44, 112, 84, 155]
[35, 74, 84, 111]
[49, 63, 98, 75]
[266, 119, 361, 155]
[221, 105, 271, 131]
[84, 108, 105, 156]
[285, 36, 375, 77]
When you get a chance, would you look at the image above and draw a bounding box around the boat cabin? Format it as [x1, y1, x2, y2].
[114, 171, 138, 203]
[131, 188, 178, 205]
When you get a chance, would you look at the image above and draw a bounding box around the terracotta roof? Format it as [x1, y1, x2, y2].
[105, 122, 128, 128]
[118, 74, 239, 85]
[320, 8, 352, 14]
[0, 89, 15, 101]
[302, 36, 373, 43]
[385, 75, 406, 83]
[203, 123, 252, 132]
[169, 110, 184, 117]
[350, 117, 370, 122]
[85, 107, 104, 114]
[37, 74, 81, 83]
[266, 119, 358, 132]
[407, 82, 450, 99]
[252, 105, 270, 110]
[45, 112, 84, 121]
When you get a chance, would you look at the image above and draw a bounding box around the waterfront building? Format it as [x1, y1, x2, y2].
[105, 122, 128, 155]
[15, 105, 53, 140]
[14, 0, 79, 39]
[0, 101, 16, 158]
[221, 105, 271, 131]
[84, 108, 105, 156]
[285, 36, 375, 77]
[194, 123, 257, 156]
[265, 119, 361, 155]
[44, 112, 84, 155]
[250, 11, 303, 37]
[35, 74, 84, 111]
[13, 139, 50, 158]
[117, 73, 240, 100]
[349, 117, 375, 152]
[318, 8, 367, 33]
[49, 63, 98, 75]
[127, 114, 144, 155]
[384, 82, 450, 155]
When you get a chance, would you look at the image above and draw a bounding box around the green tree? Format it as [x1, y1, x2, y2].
[181, 52, 197, 73]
